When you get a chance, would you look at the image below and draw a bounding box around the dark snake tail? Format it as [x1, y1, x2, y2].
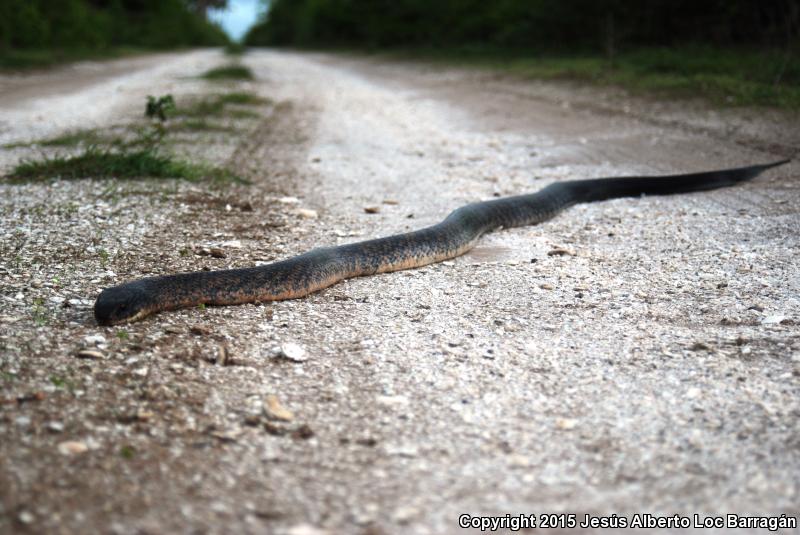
[94, 160, 789, 325]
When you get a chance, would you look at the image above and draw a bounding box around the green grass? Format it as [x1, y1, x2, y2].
[5, 147, 246, 184]
[201, 64, 254, 81]
[387, 45, 800, 110]
[217, 91, 268, 105]
[170, 119, 236, 132]
[31, 298, 48, 326]
[3, 129, 115, 149]
[49, 374, 76, 391]
[172, 92, 268, 119]
[2, 92, 269, 147]
[119, 445, 136, 459]
[227, 109, 260, 119]
[3, 93, 260, 185]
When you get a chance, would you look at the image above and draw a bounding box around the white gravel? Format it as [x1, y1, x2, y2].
[0, 49, 798, 534]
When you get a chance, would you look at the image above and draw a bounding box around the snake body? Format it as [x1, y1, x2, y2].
[94, 161, 787, 325]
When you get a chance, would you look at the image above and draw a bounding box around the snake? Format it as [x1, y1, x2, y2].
[94, 160, 788, 325]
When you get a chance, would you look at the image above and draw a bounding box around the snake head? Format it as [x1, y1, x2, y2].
[94, 281, 153, 325]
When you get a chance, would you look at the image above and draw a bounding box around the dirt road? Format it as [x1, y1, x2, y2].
[1, 50, 798, 534]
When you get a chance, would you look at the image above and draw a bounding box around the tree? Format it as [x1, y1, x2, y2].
[187, 0, 228, 20]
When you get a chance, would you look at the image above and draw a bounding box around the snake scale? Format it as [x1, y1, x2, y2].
[94, 160, 787, 325]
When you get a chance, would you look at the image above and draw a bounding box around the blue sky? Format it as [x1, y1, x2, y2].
[210, 0, 266, 42]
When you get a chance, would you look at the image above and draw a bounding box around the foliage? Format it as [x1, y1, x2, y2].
[245, 0, 799, 107]
[246, 0, 799, 52]
[0, 0, 229, 67]
[146, 95, 177, 122]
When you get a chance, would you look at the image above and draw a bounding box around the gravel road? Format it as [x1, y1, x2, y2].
[1, 49, 798, 534]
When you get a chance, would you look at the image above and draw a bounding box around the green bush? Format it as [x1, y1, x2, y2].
[245, 0, 799, 53]
[0, 0, 229, 66]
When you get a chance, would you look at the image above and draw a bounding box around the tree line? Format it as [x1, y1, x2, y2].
[245, 0, 799, 53]
[0, 0, 228, 52]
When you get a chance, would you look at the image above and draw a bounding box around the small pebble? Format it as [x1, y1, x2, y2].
[15, 416, 31, 427]
[762, 315, 786, 325]
[294, 208, 318, 219]
[274, 343, 307, 362]
[286, 524, 329, 535]
[58, 440, 88, 455]
[376, 394, 409, 406]
[508, 454, 532, 467]
[211, 428, 243, 442]
[555, 418, 578, 430]
[84, 334, 106, 346]
[392, 505, 419, 524]
[265, 395, 294, 421]
[47, 421, 65, 433]
[76, 349, 103, 360]
[364, 206, 380, 214]
[216, 344, 229, 366]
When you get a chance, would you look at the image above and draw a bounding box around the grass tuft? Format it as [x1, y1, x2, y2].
[39, 130, 109, 147]
[3, 129, 116, 149]
[5, 147, 247, 184]
[172, 92, 269, 119]
[170, 119, 236, 132]
[216, 91, 269, 105]
[3, 93, 257, 185]
[201, 64, 254, 81]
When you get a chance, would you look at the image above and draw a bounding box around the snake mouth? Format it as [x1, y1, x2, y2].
[93, 281, 154, 326]
[101, 308, 151, 326]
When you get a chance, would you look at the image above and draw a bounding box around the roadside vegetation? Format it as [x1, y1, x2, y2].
[389, 46, 800, 109]
[201, 64, 255, 81]
[7, 147, 240, 183]
[0, 0, 229, 70]
[170, 92, 268, 125]
[3, 91, 269, 184]
[2, 129, 112, 150]
[245, 0, 799, 109]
